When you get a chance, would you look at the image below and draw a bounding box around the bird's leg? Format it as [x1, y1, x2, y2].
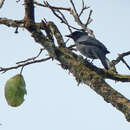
[84, 58, 94, 64]
[82, 58, 89, 65]
[82, 58, 95, 67]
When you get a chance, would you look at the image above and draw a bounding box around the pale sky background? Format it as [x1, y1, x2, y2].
[0, 0, 130, 129]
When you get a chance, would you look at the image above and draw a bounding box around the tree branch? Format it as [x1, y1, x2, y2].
[78, 0, 90, 17]
[34, 1, 71, 11]
[43, 2, 79, 32]
[85, 10, 93, 27]
[70, 0, 83, 27]
[0, 18, 24, 28]
[112, 51, 130, 70]
[16, 48, 44, 64]
[0, 57, 51, 73]
[24, 0, 35, 21]
[45, 21, 65, 47]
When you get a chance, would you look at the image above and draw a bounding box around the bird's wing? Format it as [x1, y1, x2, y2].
[78, 37, 110, 54]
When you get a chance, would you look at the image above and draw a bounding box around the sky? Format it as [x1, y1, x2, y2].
[0, 0, 130, 130]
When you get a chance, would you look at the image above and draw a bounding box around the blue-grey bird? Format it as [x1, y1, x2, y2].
[66, 31, 110, 69]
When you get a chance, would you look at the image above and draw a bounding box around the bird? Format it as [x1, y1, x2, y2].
[66, 31, 110, 69]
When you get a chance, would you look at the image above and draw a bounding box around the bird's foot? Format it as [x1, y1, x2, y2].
[83, 58, 94, 65]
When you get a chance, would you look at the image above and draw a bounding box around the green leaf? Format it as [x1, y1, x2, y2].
[4, 74, 27, 107]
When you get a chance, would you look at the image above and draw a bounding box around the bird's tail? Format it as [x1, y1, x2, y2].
[99, 56, 110, 70]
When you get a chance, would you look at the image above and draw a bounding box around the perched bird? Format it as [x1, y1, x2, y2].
[66, 31, 110, 69]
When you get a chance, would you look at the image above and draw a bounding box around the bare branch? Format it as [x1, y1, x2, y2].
[35, 0, 93, 34]
[78, 0, 90, 17]
[0, 57, 51, 73]
[42, 0, 94, 36]
[43, 2, 80, 32]
[56, 10, 72, 33]
[16, 48, 44, 64]
[112, 51, 130, 70]
[70, 0, 85, 29]
[44, 1, 64, 22]
[70, 0, 79, 16]
[121, 58, 130, 70]
[68, 44, 77, 51]
[34, 1, 71, 11]
[85, 10, 93, 27]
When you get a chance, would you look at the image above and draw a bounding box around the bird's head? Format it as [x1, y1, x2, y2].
[65, 31, 88, 41]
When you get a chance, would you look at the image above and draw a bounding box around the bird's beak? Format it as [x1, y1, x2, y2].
[65, 34, 72, 38]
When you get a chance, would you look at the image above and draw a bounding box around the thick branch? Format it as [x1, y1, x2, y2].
[54, 47, 130, 121]
[24, 22, 56, 58]
[0, 18, 24, 28]
[46, 21, 65, 47]
[24, 0, 35, 21]
[92, 67, 130, 82]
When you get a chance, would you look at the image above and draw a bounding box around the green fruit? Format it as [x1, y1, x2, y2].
[5, 74, 27, 107]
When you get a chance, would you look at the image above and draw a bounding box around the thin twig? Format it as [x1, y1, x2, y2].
[57, 10, 72, 33]
[64, 38, 77, 51]
[44, 2, 80, 31]
[70, 0, 79, 18]
[79, 0, 85, 17]
[85, 10, 93, 27]
[68, 44, 76, 51]
[34, 1, 71, 11]
[78, 0, 90, 17]
[121, 58, 130, 70]
[0, 57, 51, 73]
[44, 2, 64, 22]
[112, 51, 130, 65]
[20, 66, 24, 74]
[64, 38, 70, 44]
[70, 0, 83, 27]
[16, 48, 44, 64]
[112, 51, 130, 70]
